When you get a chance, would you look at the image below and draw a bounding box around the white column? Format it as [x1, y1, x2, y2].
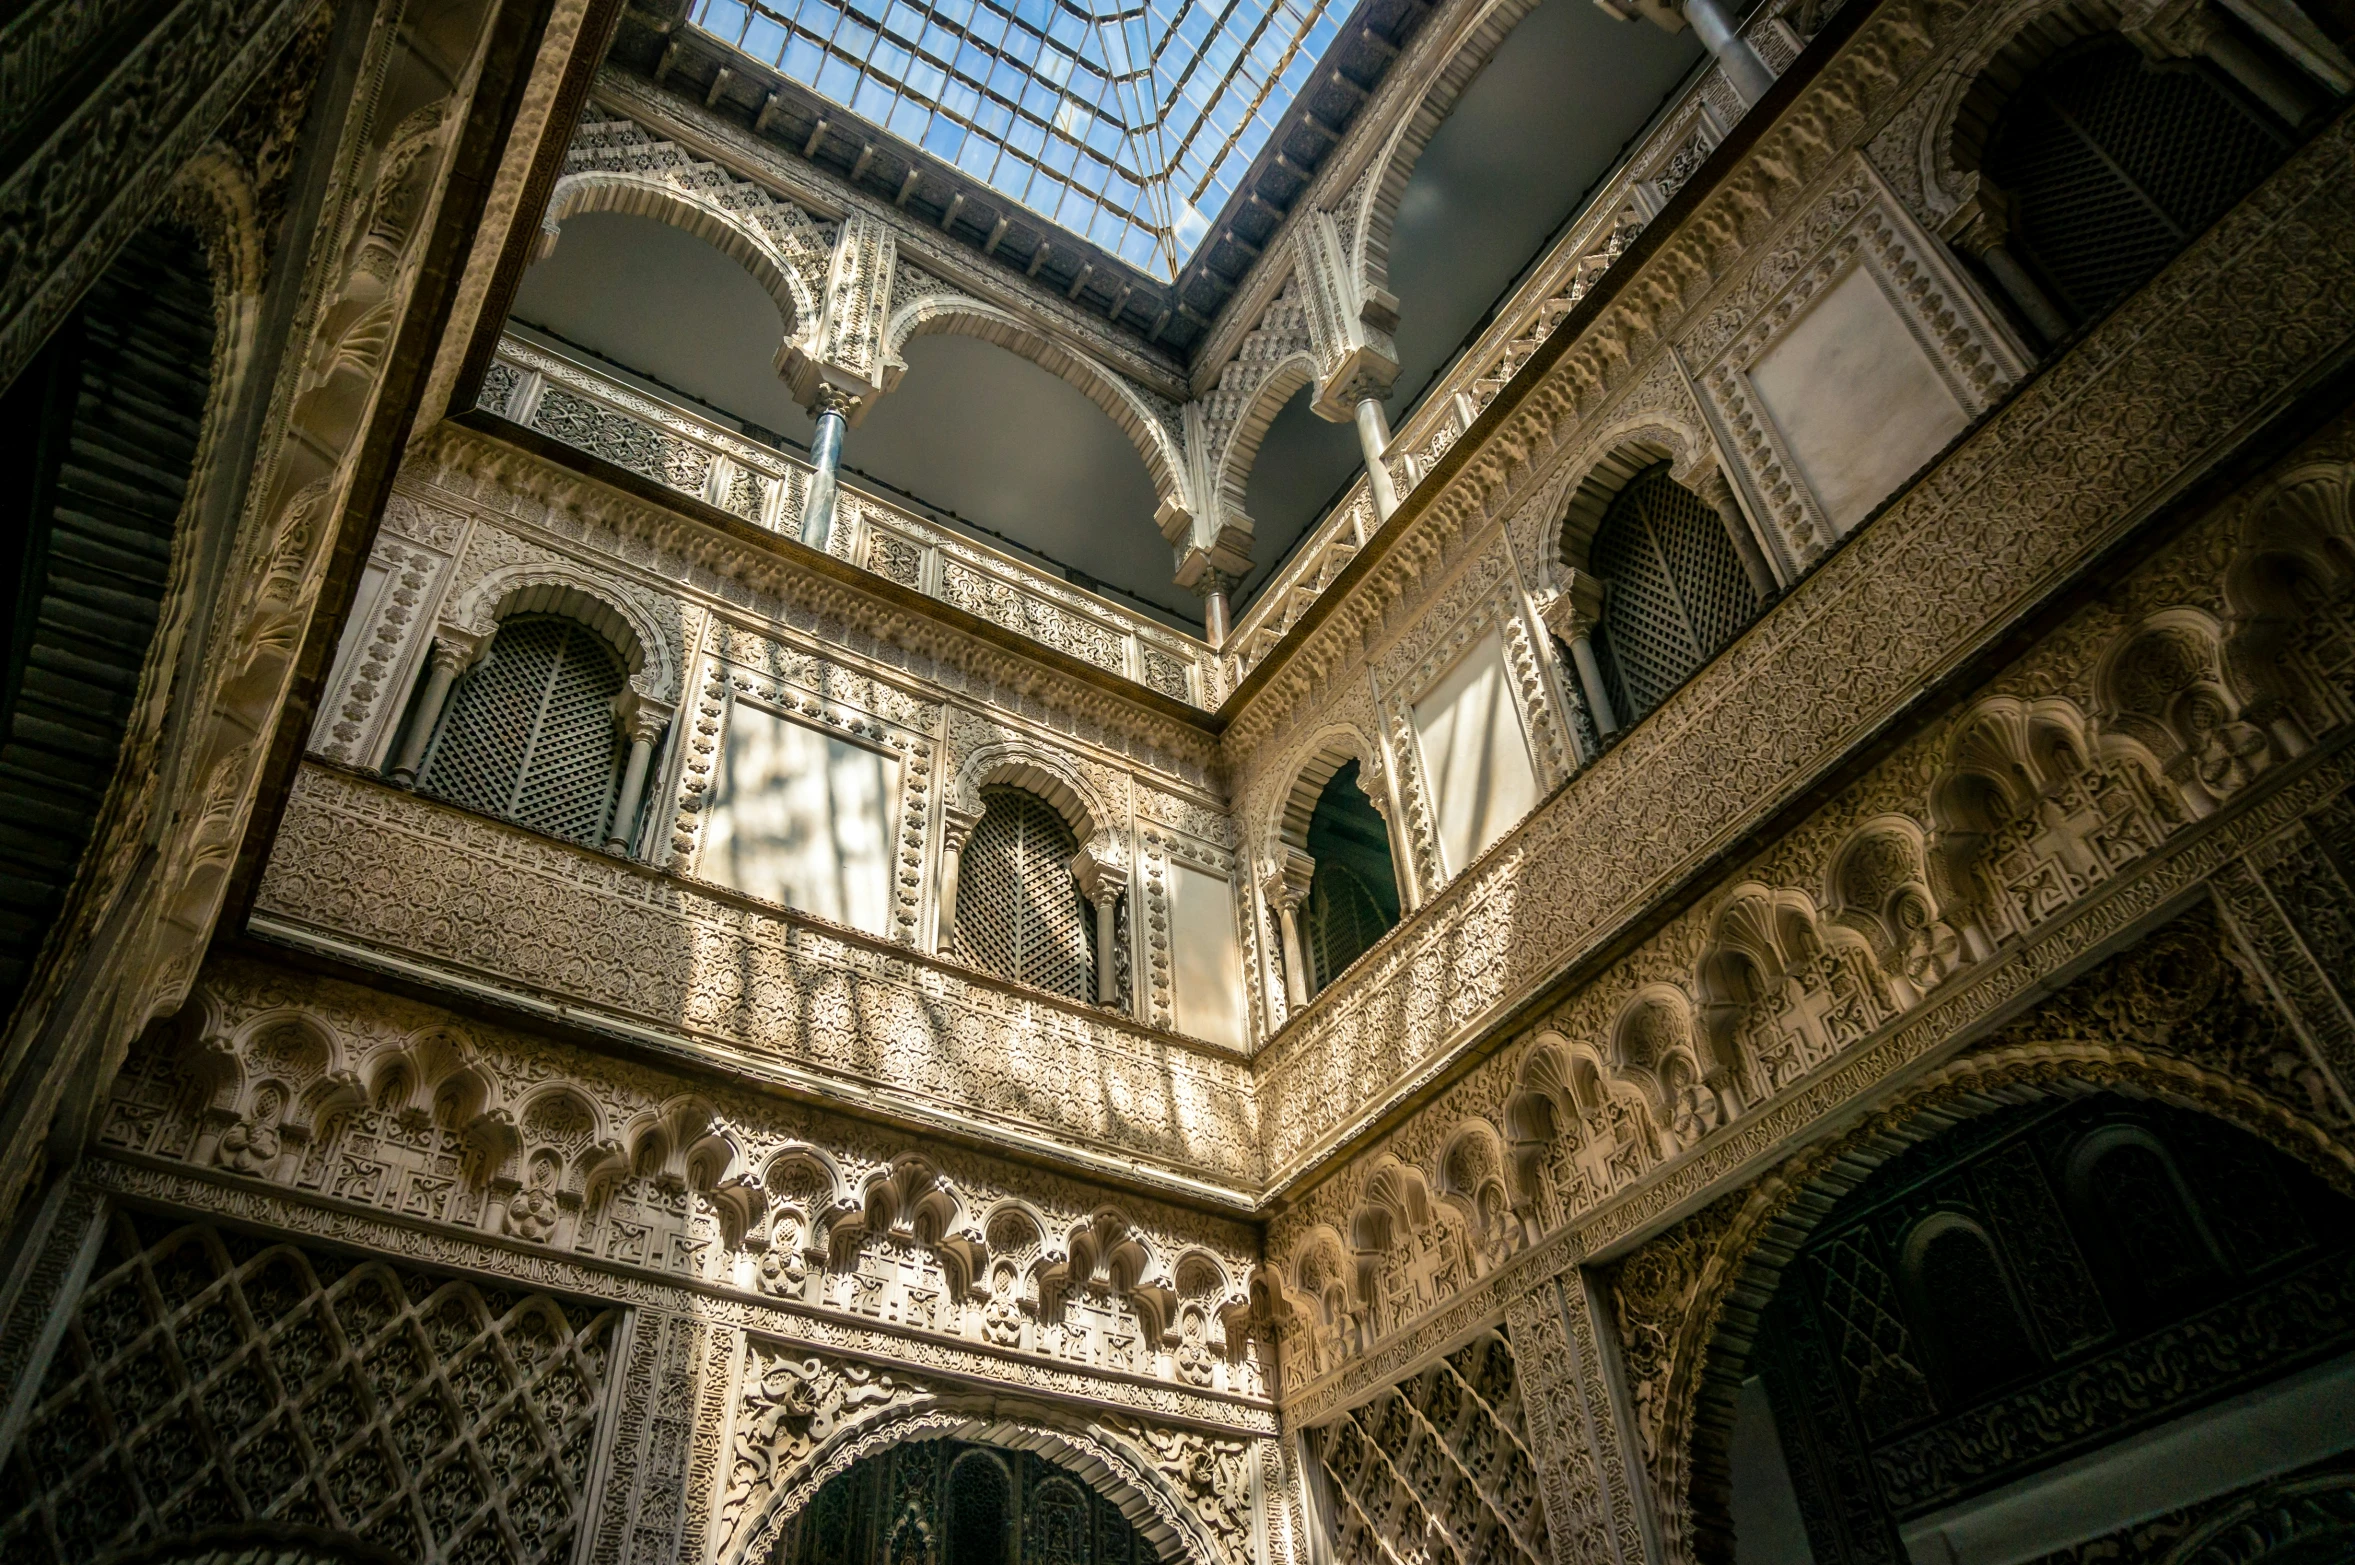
[799, 383, 860, 552]
[386, 642, 467, 787]
[1684, 0, 1777, 106]
[604, 709, 667, 856]
[935, 807, 979, 955]
[1264, 848, 1317, 1011]
[1354, 396, 1402, 520]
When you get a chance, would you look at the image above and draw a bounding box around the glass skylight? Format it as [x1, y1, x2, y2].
[691, 0, 1344, 280]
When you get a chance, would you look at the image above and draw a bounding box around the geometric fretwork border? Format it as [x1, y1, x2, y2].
[0, 1209, 616, 1565]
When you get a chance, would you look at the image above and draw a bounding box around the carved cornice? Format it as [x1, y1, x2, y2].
[1274, 743, 2355, 1423]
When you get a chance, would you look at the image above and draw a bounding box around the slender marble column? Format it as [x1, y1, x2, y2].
[1087, 888, 1121, 1005]
[1193, 568, 1237, 648]
[935, 808, 979, 955]
[1684, 0, 1776, 106]
[1569, 629, 1621, 738]
[604, 712, 666, 855]
[1355, 395, 1402, 520]
[386, 642, 466, 787]
[799, 384, 860, 552]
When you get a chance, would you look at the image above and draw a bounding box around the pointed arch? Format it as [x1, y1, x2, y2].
[440, 562, 679, 704]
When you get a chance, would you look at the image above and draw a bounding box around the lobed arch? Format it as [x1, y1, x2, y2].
[951, 743, 1117, 857]
[1209, 348, 1323, 529]
[439, 562, 679, 705]
[882, 293, 1191, 512]
[2224, 458, 2355, 734]
[1907, 0, 2128, 223]
[731, 1398, 1233, 1565]
[1647, 1035, 2355, 1565]
[1350, 0, 1548, 302]
[1555, 423, 1717, 574]
[539, 168, 823, 346]
[1265, 723, 1385, 862]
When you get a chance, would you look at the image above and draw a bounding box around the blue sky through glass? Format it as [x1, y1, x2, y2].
[692, 0, 1344, 280]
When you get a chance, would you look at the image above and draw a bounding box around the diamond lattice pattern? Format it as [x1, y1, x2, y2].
[1592, 464, 1757, 725]
[421, 615, 627, 849]
[955, 784, 1093, 999]
[0, 1213, 615, 1565]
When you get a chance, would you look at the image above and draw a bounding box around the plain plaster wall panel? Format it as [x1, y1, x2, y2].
[700, 701, 900, 938]
[1411, 627, 1541, 878]
[1747, 263, 1969, 534]
[1169, 862, 1248, 1050]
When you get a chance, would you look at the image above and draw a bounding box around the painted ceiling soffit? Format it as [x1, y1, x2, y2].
[450, 406, 1230, 734]
[605, 0, 1438, 364]
[591, 68, 1191, 402]
[1211, 0, 1873, 731]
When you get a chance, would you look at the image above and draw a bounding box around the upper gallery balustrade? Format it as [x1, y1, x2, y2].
[475, 334, 1222, 709]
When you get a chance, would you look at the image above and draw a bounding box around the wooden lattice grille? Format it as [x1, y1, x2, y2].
[1988, 38, 2286, 326]
[1305, 1328, 1549, 1565]
[954, 785, 1091, 1001]
[1305, 861, 1388, 996]
[0, 1212, 615, 1565]
[420, 615, 626, 848]
[1591, 464, 1757, 725]
[0, 222, 214, 1012]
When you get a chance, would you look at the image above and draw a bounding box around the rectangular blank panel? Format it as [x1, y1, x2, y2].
[1747, 263, 1969, 535]
[1411, 626, 1540, 879]
[1169, 862, 1247, 1050]
[700, 701, 899, 938]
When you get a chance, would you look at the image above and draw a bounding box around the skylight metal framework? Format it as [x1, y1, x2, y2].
[692, 0, 1344, 280]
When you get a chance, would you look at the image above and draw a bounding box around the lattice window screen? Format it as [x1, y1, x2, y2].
[421, 614, 627, 848]
[953, 785, 1092, 1001]
[0, 1212, 615, 1565]
[1591, 464, 1758, 724]
[1988, 38, 2286, 326]
[1306, 862, 1388, 996]
[1304, 1328, 1549, 1565]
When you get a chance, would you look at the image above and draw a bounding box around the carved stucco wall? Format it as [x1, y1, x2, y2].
[1242, 85, 2355, 1188]
[1264, 402, 2355, 1415]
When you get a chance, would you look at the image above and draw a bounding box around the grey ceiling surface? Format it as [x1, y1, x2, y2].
[508, 0, 1702, 628]
[1240, 0, 1701, 604]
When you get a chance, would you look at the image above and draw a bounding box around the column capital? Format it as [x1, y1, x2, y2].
[1263, 847, 1316, 915]
[1535, 569, 1609, 643]
[941, 804, 982, 855]
[1071, 842, 1128, 907]
[807, 381, 866, 422]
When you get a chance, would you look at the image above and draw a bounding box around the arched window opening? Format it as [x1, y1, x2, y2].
[1902, 1215, 2041, 1395]
[2069, 1129, 2228, 1314]
[793, 1439, 1148, 1565]
[1300, 761, 1401, 995]
[419, 614, 629, 848]
[1590, 463, 1759, 725]
[954, 784, 1092, 1001]
[0, 219, 216, 1015]
[1984, 37, 2290, 329]
[945, 1450, 1012, 1565]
